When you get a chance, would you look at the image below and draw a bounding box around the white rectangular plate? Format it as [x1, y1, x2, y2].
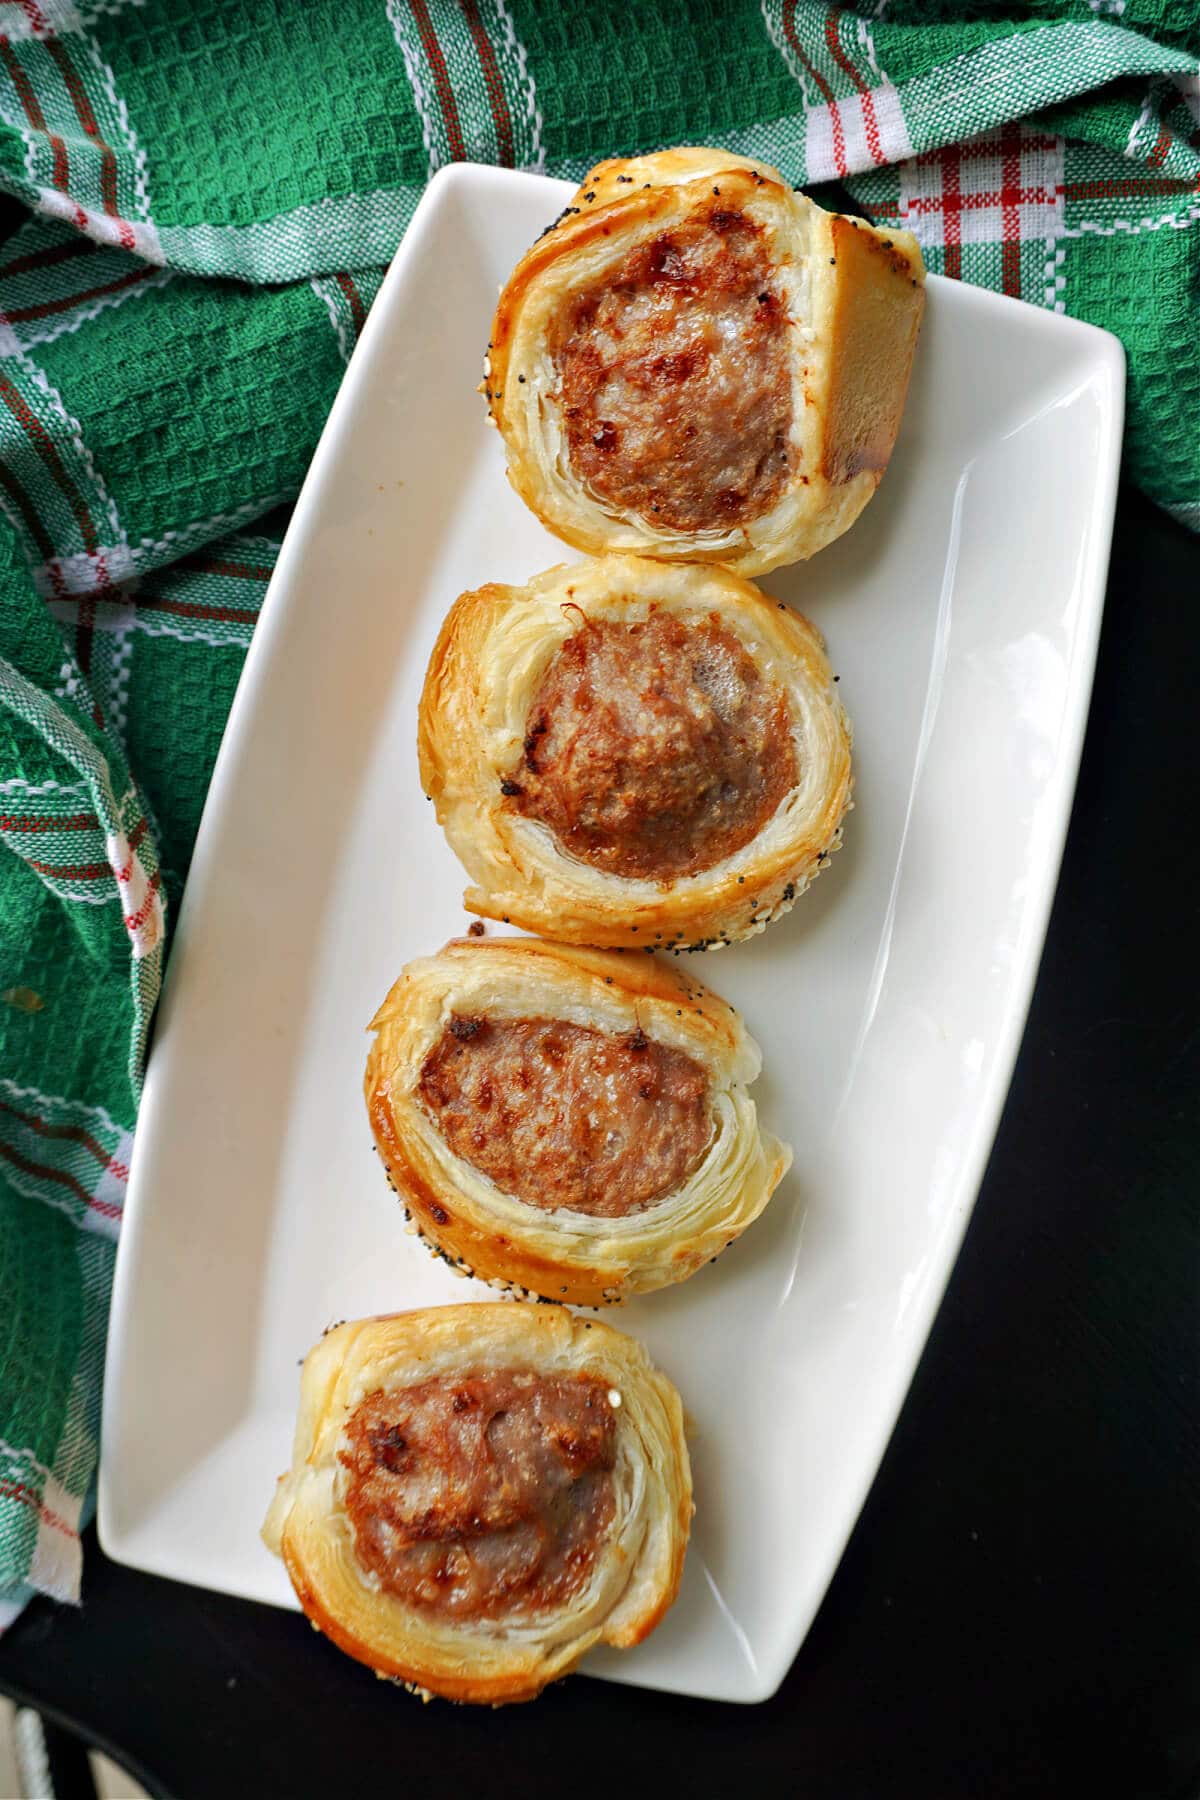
[100, 165, 1123, 1705]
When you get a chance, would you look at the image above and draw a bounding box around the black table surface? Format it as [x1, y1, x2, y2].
[0, 484, 1195, 1799]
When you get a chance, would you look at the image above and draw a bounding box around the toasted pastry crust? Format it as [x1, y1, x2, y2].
[262, 1306, 692, 1703]
[486, 147, 924, 575]
[418, 554, 853, 950]
[365, 937, 791, 1304]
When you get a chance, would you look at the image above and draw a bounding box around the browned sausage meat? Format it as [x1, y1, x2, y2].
[419, 1015, 713, 1216]
[340, 1373, 618, 1621]
[554, 206, 793, 532]
[510, 610, 796, 881]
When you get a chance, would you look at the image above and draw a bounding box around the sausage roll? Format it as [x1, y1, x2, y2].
[419, 554, 852, 950]
[365, 937, 790, 1305]
[484, 146, 924, 576]
[262, 1305, 691, 1704]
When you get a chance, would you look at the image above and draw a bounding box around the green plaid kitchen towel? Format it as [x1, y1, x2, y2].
[0, 0, 1196, 1621]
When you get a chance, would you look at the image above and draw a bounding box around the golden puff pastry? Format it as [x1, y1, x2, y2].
[364, 936, 790, 1306]
[485, 145, 924, 577]
[262, 1305, 691, 1705]
[418, 553, 853, 951]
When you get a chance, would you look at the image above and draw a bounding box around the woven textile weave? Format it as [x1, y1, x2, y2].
[0, 0, 1195, 1622]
